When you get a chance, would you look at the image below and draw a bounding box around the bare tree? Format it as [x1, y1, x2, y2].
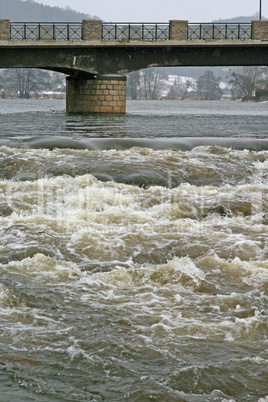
[126, 70, 141, 100]
[126, 68, 165, 100]
[0, 68, 53, 98]
[181, 78, 196, 99]
[51, 72, 67, 92]
[167, 77, 195, 99]
[140, 68, 163, 100]
[227, 67, 265, 99]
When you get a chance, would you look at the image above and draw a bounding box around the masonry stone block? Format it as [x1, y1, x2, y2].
[252, 20, 268, 40]
[66, 74, 126, 113]
[169, 20, 188, 40]
[83, 20, 102, 41]
[0, 19, 10, 41]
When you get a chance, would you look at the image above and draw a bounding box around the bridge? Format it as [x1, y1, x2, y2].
[0, 19, 268, 113]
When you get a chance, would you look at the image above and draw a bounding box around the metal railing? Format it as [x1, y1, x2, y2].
[9, 21, 253, 42]
[188, 23, 252, 40]
[102, 23, 170, 41]
[10, 22, 83, 41]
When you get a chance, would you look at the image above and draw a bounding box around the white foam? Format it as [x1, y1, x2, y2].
[1, 254, 82, 282]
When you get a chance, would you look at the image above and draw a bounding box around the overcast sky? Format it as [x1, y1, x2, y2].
[35, 0, 266, 22]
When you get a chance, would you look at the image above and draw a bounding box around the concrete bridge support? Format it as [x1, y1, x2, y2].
[66, 74, 126, 113]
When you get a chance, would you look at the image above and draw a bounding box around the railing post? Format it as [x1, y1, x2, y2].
[251, 20, 268, 40]
[82, 20, 102, 41]
[0, 19, 10, 40]
[169, 20, 188, 40]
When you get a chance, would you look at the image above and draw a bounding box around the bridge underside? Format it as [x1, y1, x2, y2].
[0, 42, 268, 112]
[1, 43, 268, 74]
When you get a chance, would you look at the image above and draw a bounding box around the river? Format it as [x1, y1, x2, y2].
[0, 99, 267, 401]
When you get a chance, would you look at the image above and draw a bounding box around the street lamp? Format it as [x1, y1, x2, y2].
[259, 0, 262, 20]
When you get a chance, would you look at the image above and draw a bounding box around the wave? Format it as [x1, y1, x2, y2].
[0, 136, 268, 151]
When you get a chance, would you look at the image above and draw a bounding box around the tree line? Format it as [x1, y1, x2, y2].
[0, 69, 66, 98]
[126, 66, 268, 100]
[1, 66, 268, 100]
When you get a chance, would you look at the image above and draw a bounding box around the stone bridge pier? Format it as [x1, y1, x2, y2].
[66, 74, 126, 114]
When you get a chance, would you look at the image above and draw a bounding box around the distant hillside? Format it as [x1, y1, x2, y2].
[212, 13, 267, 23]
[0, 0, 99, 21]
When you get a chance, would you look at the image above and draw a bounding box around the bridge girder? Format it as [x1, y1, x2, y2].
[0, 42, 268, 77]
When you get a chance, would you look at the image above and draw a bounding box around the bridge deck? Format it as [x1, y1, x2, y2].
[0, 39, 267, 46]
[1, 19, 268, 76]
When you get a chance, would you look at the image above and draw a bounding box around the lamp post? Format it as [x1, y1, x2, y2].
[259, 0, 262, 20]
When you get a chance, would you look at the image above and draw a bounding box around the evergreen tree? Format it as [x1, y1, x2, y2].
[197, 70, 223, 100]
